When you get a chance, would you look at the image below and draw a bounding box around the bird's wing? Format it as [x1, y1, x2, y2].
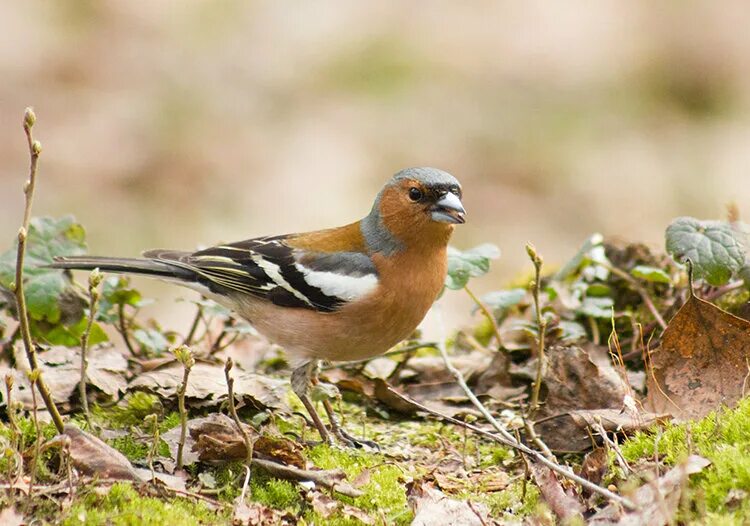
[144, 235, 379, 313]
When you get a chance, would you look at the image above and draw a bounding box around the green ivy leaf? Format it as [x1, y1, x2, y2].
[630, 265, 671, 284]
[665, 217, 746, 286]
[445, 243, 500, 290]
[0, 216, 87, 325]
[32, 316, 108, 347]
[97, 276, 144, 323]
[480, 288, 525, 314]
[134, 328, 171, 355]
[554, 233, 604, 281]
[578, 297, 614, 319]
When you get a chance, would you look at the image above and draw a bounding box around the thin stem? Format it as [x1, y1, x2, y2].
[14, 109, 64, 433]
[27, 374, 41, 502]
[600, 261, 667, 331]
[117, 303, 138, 356]
[224, 359, 254, 468]
[174, 346, 194, 470]
[528, 244, 546, 414]
[183, 303, 203, 346]
[463, 285, 503, 350]
[79, 270, 102, 431]
[430, 304, 634, 510]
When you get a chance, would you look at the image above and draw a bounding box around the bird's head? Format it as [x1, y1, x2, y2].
[362, 167, 465, 254]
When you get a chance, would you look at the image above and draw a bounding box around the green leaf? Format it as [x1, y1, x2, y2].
[0, 216, 87, 325]
[24, 272, 68, 323]
[445, 243, 500, 290]
[630, 265, 671, 284]
[134, 329, 171, 355]
[665, 217, 746, 286]
[98, 276, 144, 323]
[32, 316, 109, 347]
[578, 296, 614, 319]
[554, 233, 604, 281]
[480, 288, 525, 313]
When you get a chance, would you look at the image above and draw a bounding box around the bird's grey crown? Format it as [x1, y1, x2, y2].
[361, 167, 460, 256]
[390, 167, 460, 190]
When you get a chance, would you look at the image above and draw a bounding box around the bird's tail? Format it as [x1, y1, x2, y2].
[48, 256, 195, 281]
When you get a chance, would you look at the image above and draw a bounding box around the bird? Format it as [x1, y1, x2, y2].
[50, 167, 466, 447]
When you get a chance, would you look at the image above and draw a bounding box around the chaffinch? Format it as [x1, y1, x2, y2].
[51, 167, 466, 446]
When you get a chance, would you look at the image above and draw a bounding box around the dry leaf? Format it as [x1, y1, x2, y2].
[647, 294, 750, 420]
[530, 463, 584, 521]
[535, 409, 666, 453]
[589, 455, 710, 525]
[232, 498, 295, 526]
[542, 345, 631, 414]
[62, 425, 138, 480]
[0, 507, 24, 526]
[129, 363, 289, 412]
[408, 481, 496, 526]
[579, 447, 609, 492]
[2, 345, 127, 409]
[308, 491, 374, 524]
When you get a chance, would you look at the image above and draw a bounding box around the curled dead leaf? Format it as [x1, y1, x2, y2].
[647, 294, 750, 420]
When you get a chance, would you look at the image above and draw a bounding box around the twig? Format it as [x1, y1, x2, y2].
[598, 261, 667, 331]
[13, 108, 64, 433]
[430, 305, 635, 509]
[463, 285, 503, 350]
[251, 458, 362, 498]
[224, 358, 254, 467]
[117, 302, 138, 356]
[5, 375, 20, 450]
[27, 370, 42, 503]
[79, 269, 103, 431]
[173, 345, 194, 470]
[702, 280, 745, 302]
[183, 303, 204, 346]
[384, 383, 636, 510]
[144, 414, 160, 483]
[527, 243, 547, 414]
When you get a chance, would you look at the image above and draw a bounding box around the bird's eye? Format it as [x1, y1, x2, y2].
[408, 187, 423, 201]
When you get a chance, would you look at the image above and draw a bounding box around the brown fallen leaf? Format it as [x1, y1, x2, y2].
[307, 491, 374, 524]
[162, 414, 304, 469]
[589, 455, 710, 525]
[578, 447, 609, 493]
[647, 293, 750, 420]
[129, 363, 289, 412]
[534, 409, 666, 453]
[0, 507, 24, 526]
[2, 345, 127, 410]
[233, 498, 295, 526]
[408, 480, 497, 526]
[542, 344, 632, 414]
[62, 425, 139, 480]
[530, 462, 584, 522]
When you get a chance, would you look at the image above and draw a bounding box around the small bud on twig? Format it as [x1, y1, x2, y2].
[24, 107, 36, 129]
[32, 141, 42, 155]
[173, 345, 195, 369]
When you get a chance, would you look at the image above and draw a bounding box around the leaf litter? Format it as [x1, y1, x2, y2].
[4, 210, 750, 524]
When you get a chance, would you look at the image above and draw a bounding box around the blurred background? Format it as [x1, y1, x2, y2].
[2, 1, 750, 332]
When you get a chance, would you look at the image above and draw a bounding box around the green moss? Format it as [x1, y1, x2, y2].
[92, 392, 163, 428]
[482, 480, 540, 518]
[307, 445, 412, 525]
[621, 398, 750, 523]
[62, 482, 227, 526]
[250, 471, 303, 512]
[108, 435, 149, 462]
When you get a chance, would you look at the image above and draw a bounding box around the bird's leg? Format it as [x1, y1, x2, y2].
[291, 361, 332, 445]
[309, 366, 380, 450]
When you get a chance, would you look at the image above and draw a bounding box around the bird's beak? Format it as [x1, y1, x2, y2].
[431, 192, 466, 224]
